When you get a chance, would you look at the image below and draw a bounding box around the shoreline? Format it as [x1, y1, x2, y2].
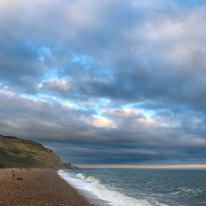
[0, 168, 94, 206]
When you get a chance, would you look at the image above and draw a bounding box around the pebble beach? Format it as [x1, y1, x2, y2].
[0, 169, 93, 206]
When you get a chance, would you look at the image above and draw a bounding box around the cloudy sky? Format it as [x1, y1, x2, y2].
[1, 0, 206, 165]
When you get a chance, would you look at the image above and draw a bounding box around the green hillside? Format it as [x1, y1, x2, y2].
[0, 135, 66, 169]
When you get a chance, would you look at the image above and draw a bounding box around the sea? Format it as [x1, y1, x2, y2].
[58, 168, 206, 206]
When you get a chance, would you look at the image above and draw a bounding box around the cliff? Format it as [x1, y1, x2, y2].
[0, 135, 65, 169]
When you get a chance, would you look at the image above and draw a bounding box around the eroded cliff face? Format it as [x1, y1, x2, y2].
[0, 135, 65, 169]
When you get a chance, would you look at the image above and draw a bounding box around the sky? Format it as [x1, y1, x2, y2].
[1, 0, 206, 165]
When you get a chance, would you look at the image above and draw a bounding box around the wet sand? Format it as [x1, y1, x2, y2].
[0, 169, 93, 206]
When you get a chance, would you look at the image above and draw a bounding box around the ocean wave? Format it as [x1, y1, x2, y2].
[76, 173, 103, 186]
[58, 170, 156, 206]
[76, 173, 85, 180]
[172, 187, 202, 197]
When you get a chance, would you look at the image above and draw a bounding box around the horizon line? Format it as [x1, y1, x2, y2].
[76, 164, 206, 169]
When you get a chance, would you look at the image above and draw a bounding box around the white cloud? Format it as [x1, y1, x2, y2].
[84, 115, 116, 128]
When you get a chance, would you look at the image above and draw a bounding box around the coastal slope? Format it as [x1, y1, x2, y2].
[0, 135, 65, 169]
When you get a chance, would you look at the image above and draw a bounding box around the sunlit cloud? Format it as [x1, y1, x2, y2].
[84, 115, 116, 128]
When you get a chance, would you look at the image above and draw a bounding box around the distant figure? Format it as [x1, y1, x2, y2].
[20, 168, 22, 176]
[12, 170, 15, 179]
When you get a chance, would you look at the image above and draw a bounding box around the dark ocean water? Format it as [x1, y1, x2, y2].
[58, 169, 206, 206]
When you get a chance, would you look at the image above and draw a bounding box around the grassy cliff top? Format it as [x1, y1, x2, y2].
[0, 135, 66, 169]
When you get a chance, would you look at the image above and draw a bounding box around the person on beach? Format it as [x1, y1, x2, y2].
[20, 168, 22, 176]
[12, 170, 15, 179]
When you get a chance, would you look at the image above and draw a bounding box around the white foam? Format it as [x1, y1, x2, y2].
[58, 170, 166, 206]
[172, 187, 202, 197]
[76, 173, 86, 180]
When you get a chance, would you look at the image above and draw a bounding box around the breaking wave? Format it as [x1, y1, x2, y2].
[58, 170, 160, 206]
